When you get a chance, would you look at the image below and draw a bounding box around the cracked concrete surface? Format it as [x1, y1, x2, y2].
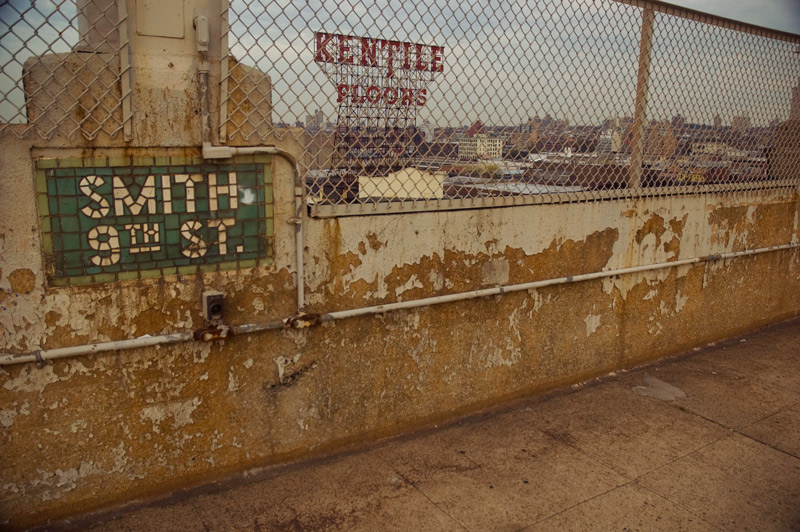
[41, 317, 800, 532]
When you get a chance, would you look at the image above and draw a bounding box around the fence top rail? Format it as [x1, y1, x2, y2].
[616, 0, 800, 44]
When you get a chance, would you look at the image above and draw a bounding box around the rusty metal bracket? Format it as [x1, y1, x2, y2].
[193, 324, 234, 342]
[283, 313, 322, 329]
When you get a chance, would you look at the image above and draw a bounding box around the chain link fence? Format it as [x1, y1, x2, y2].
[221, 0, 800, 216]
[2, 0, 798, 212]
[0, 0, 132, 140]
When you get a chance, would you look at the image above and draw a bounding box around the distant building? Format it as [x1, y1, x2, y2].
[458, 134, 503, 159]
[770, 81, 800, 179]
[302, 130, 335, 170]
[771, 120, 800, 180]
[419, 121, 434, 143]
[466, 120, 485, 137]
[596, 129, 622, 154]
[791, 84, 800, 120]
[305, 108, 325, 130]
[731, 115, 751, 133]
[358, 167, 444, 200]
[519, 119, 537, 133]
[644, 121, 677, 159]
[509, 119, 539, 150]
[692, 141, 729, 156]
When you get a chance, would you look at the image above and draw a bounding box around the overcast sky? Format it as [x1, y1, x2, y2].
[666, 0, 800, 35]
[1, 0, 798, 130]
[229, 0, 800, 128]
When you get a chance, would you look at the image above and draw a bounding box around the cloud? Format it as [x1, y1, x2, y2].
[1, 0, 798, 130]
[666, 0, 800, 35]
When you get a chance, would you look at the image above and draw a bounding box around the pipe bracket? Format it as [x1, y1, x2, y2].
[283, 313, 322, 329]
[193, 324, 233, 342]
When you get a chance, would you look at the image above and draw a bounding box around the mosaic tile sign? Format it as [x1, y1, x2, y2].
[36, 156, 274, 285]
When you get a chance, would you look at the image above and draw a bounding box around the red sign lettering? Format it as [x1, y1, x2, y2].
[333, 84, 428, 107]
[430, 46, 444, 72]
[360, 37, 378, 67]
[314, 32, 445, 77]
[315, 33, 335, 63]
[414, 43, 428, 71]
[339, 35, 353, 63]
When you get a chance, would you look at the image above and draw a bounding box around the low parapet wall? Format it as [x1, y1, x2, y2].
[1, 131, 799, 529]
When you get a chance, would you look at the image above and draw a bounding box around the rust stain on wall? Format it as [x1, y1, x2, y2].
[669, 214, 688, 237]
[365, 232, 383, 251]
[635, 214, 666, 248]
[746, 202, 797, 248]
[663, 236, 681, 260]
[40, 325, 92, 350]
[1, 186, 799, 530]
[308, 227, 619, 311]
[708, 206, 748, 249]
[706, 201, 797, 251]
[8, 269, 35, 294]
[661, 214, 689, 260]
[504, 227, 620, 283]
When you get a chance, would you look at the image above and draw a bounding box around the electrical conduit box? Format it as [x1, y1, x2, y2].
[202, 291, 224, 322]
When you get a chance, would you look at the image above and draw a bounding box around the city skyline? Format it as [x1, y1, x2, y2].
[227, 0, 800, 131]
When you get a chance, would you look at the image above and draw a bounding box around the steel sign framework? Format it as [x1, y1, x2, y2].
[314, 32, 445, 201]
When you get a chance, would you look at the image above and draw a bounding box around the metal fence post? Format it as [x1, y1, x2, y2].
[119, 0, 133, 141]
[218, 0, 230, 144]
[629, 6, 654, 189]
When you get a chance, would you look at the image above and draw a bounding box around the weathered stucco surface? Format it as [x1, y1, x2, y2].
[2, 0, 800, 525]
[2, 124, 799, 529]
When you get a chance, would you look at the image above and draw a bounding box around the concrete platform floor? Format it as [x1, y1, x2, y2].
[57, 318, 800, 531]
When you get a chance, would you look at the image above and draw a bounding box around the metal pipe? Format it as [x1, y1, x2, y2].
[615, 0, 800, 44]
[320, 242, 800, 322]
[201, 142, 306, 313]
[192, 24, 306, 312]
[0, 332, 193, 366]
[1, 242, 797, 366]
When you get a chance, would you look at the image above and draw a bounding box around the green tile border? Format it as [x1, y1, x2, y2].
[57, 158, 84, 168]
[36, 154, 275, 287]
[117, 271, 139, 281]
[107, 156, 131, 167]
[36, 158, 58, 169]
[35, 170, 48, 193]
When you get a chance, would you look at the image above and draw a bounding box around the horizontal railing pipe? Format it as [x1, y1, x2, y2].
[1, 242, 797, 366]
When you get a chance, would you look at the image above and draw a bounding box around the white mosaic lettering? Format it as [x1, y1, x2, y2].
[87, 225, 121, 266]
[209, 173, 238, 211]
[79, 175, 110, 218]
[180, 220, 207, 258]
[208, 218, 235, 255]
[113, 175, 156, 216]
[161, 175, 172, 214]
[173, 174, 203, 213]
[124, 223, 161, 253]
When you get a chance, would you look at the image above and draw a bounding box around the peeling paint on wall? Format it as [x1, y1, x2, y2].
[1, 126, 799, 530]
[140, 398, 202, 433]
[584, 313, 602, 336]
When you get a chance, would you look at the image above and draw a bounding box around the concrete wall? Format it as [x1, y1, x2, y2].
[2, 129, 798, 528]
[2, 0, 800, 528]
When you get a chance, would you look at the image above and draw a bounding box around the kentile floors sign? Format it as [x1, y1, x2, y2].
[314, 32, 445, 107]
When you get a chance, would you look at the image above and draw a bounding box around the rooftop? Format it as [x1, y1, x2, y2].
[49, 317, 800, 532]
